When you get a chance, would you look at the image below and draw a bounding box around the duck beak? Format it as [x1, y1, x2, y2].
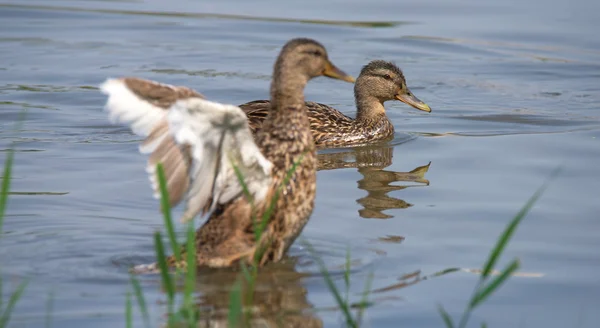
[395, 88, 431, 112]
[322, 61, 355, 83]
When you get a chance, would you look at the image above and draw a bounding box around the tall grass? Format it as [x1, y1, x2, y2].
[303, 240, 374, 328]
[0, 145, 29, 328]
[438, 169, 559, 328]
[130, 159, 556, 327]
[0, 140, 556, 327]
[0, 148, 13, 233]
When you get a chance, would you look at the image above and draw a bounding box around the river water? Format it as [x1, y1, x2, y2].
[1, 0, 599, 327]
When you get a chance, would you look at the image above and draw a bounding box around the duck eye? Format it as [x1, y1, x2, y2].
[383, 74, 393, 80]
[312, 50, 322, 57]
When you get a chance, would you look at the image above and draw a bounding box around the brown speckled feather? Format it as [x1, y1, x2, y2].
[104, 38, 354, 272]
[241, 100, 394, 149]
[241, 60, 431, 149]
[120, 77, 201, 207]
[174, 39, 348, 268]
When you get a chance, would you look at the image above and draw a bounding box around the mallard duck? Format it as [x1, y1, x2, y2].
[241, 60, 431, 148]
[100, 38, 354, 271]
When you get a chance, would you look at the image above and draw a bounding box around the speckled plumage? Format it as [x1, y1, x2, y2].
[179, 39, 353, 267]
[241, 60, 431, 149]
[102, 38, 354, 271]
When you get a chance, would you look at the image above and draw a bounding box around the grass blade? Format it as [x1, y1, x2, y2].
[240, 262, 253, 284]
[0, 110, 25, 232]
[356, 271, 374, 326]
[257, 153, 305, 242]
[0, 150, 14, 232]
[125, 292, 132, 328]
[471, 259, 520, 308]
[227, 279, 243, 327]
[45, 291, 54, 328]
[0, 278, 3, 315]
[344, 248, 351, 303]
[480, 172, 557, 280]
[153, 231, 175, 304]
[437, 305, 455, 328]
[302, 239, 357, 328]
[183, 222, 198, 325]
[129, 275, 150, 328]
[239, 262, 256, 306]
[230, 161, 259, 243]
[231, 161, 254, 205]
[0, 280, 28, 328]
[155, 163, 180, 262]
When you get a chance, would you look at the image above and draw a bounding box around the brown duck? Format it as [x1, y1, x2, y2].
[100, 38, 354, 271]
[241, 60, 431, 149]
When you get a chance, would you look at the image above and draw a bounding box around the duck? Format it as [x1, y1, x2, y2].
[241, 60, 431, 149]
[100, 38, 354, 271]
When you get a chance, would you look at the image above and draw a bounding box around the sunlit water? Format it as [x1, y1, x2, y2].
[1, 0, 599, 327]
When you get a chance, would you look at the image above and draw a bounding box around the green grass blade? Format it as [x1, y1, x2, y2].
[184, 222, 198, 325]
[153, 231, 175, 304]
[240, 262, 253, 283]
[231, 161, 254, 204]
[471, 259, 520, 308]
[155, 163, 180, 262]
[129, 275, 150, 328]
[437, 305, 455, 328]
[344, 248, 351, 302]
[302, 239, 357, 328]
[0, 110, 25, 232]
[257, 153, 305, 242]
[45, 290, 54, 328]
[0, 150, 14, 232]
[230, 161, 259, 243]
[125, 292, 132, 328]
[0, 278, 3, 315]
[356, 271, 374, 327]
[480, 172, 557, 280]
[227, 279, 243, 327]
[0, 280, 28, 328]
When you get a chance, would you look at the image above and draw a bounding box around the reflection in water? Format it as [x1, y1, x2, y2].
[185, 260, 464, 327]
[370, 268, 460, 295]
[193, 259, 323, 328]
[318, 145, 431, 219]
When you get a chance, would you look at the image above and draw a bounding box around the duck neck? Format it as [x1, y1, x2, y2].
[269, 59, 308, 114]
[355, 93, 388, 124]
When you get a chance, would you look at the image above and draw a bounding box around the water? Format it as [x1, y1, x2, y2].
[1, 0, 599, 327]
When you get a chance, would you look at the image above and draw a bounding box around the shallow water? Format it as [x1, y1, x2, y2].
[1, 0, 599, 327]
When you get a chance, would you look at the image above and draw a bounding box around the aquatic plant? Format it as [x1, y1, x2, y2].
[127, 158, 556, 327]
[0, 146, 29, 328]
[438, 169, 558, 328]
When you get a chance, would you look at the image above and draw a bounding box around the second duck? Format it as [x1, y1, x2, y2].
[241, 60, 431, 149]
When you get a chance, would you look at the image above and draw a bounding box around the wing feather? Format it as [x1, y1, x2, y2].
[101, 78, 193, 207]
[100, 77, 273, 223]
[167, 98, 273, 222]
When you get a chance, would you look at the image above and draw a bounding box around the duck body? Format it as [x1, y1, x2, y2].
[241, 60, 431, 149]
[101, 38, 354, 270]
[243, 100, 395, 148]
[191, 97, 319, 267]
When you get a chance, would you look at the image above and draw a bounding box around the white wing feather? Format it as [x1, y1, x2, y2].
[100, 78, 273, 223]
[168, 98, 273, 222]
[100, 79, 167, 137]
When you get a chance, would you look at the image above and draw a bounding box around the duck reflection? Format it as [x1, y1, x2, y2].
[317, 145, 431, 219]
[193, 258, 322, 328]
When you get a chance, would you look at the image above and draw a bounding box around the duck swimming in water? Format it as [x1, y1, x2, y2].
[100, 38, 354, 271]
[241, 60, 431, 149]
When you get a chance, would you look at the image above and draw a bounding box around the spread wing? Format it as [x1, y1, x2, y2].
[100, 77, 273, 222]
